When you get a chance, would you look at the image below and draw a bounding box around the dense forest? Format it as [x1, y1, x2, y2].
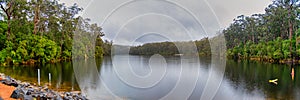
[225, 0, 300, 63]
[0, 0, 105, 65]
[129, 38, 211, 56]
[128, 0, 300, 64]
[0, 0, 298, 65]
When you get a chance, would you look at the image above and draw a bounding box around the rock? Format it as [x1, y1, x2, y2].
[0, 73, 87, 100]
[65, 92, 72, 97]
[46, 92, 55, 99]
[81, 95, 88, 100]
[21, 82, 30, 87]
[74, 94, 88, 100]
[21, 94, 33, 100]
[37, 93, 47, 100]
[42, 87, 49, 93]
[5, 76, 11, 81]
[26, 88, 35, 95]
[10, 80, 18, 87]
[10, 89, 21, 99]
[28, 85, 39, 90]
[35, 96, 48, 100]
[63, 96, 73, 100]
[2, 76, 19, 87]
[31, 93, 39, 98]
[2, 78, 10, 85]
[19, 87, 27, 94]
[55, 95, 63, 100]
[72, 94, 79, 99]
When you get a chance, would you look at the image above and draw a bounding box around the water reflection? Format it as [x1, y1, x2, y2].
[0, 62, 80, 91]
[73, 55, 226, 100]
[291, 66, 295, 81]
[1, 56, 300, 99]
[223, 60, 300, 100]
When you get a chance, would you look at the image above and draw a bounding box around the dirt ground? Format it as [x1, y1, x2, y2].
[0, 83, 15, 100]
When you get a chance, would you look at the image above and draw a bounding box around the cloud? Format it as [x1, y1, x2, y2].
[59, 0, 272, 45]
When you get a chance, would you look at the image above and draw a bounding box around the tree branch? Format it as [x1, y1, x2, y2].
[0, 4, 6, 13]
[0, 3, 10, 19]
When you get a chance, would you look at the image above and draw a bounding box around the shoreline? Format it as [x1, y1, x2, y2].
[0, 73, 87, 100]
[230, 56, 300, 65]
[0, 58, 72, 66]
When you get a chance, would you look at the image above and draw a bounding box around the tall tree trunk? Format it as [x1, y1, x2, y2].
[60, 32, 65, 57]
[252, 26, 255, 43]
[33, 0, 40, 35]
[288, 4, 294, 63]
[296, 35, 299, 60]
[6, 14, 11, 38]
[0, 2, 13, 39]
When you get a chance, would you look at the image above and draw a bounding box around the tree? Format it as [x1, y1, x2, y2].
[33, 0, 41, 35]
[224, 0, 300, 63]
[0, 0, 105, 65]
[0, 0, 14, 38]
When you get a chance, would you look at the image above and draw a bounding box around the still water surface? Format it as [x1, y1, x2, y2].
[0, 55, 300, 99]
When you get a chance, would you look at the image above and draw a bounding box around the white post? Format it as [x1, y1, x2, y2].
[38, 69, 40, 86]
[49, 73, 51, 86]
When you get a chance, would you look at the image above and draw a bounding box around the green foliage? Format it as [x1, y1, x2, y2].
[0, 34, 61, 64]
[95, 46, 104, 58]
[102, 40, 112, 56]
[224, 0, 299, 48]
[95, 36, 104, 58]
[0, 0, 105, 65]
[0, 21, 7, 33]
[0, 49, 7, 64]
[226, 38, 299, 63]
[224, 0, 300, 63]
[130, 42, 179, 55]
[129, 38, 211, 56]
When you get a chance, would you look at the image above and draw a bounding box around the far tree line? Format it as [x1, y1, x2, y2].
[129, 38, 211, 56]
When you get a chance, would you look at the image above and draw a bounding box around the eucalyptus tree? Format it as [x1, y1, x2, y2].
[0, 0, 14, 38]
[0, 0, 28, 39]
[32, 0, 41, 35]
[280, 0, 300, 59]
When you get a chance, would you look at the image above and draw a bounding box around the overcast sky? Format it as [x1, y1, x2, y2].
[60, 0, 272, 45]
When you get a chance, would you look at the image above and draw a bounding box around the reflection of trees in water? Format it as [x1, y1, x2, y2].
[225, 60, 299, 99]
[291, 67, 294, 81]
[56, 63, 62, 90]
[73, 59, 102, 95]
[72, 73, 75, 91]
[0, 62, 80, 91]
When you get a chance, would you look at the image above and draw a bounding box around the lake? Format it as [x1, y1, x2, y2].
[0, 55, 300, 100]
